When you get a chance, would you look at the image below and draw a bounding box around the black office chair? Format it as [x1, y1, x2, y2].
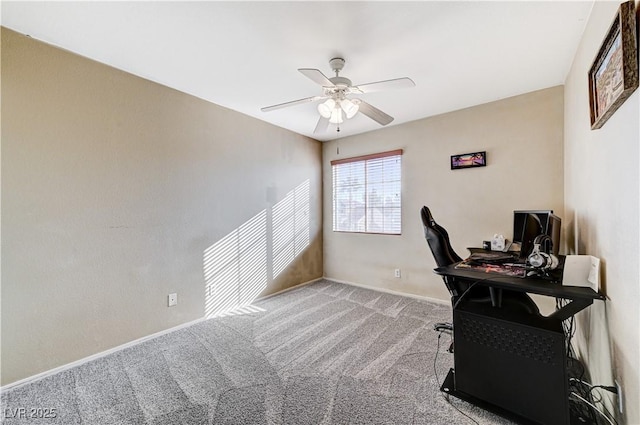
[421, 206, 463, 267]
[420, 206, 540, 319]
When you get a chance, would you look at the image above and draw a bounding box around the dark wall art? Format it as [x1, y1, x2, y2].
[451, 151, 487, 170]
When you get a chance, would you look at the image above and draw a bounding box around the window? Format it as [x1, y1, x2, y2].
[332, 149, 402, 234]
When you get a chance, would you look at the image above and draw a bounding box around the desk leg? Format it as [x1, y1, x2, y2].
[440, 368, 456, 394]
[548, 298, 593, 321]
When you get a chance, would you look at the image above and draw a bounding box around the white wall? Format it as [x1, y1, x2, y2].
[323, 86, 564, 304]
[1, 28, 323, 385]
[564, 2, 639, 423]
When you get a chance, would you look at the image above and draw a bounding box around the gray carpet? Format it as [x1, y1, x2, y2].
[1, 279, 515, 424]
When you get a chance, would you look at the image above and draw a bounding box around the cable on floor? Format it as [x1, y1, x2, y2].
[434, 330, 480, 425]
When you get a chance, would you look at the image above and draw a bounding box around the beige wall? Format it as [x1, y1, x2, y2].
[564, 2, 640, 423]
[323, 86, 564, 303]
[1, 28, 323, 385]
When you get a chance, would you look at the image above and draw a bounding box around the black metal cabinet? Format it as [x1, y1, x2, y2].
[435, 265, 604, 425]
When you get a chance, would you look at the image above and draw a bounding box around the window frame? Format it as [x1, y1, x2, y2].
[331, 149, 403, 235]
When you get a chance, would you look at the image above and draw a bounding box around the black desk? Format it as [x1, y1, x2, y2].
[434, 263, 604, 425]
[435, 263, 605, 320]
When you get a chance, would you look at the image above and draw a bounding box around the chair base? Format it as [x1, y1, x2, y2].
[433, 322, 454, 352]
[433, 322, 453, 332]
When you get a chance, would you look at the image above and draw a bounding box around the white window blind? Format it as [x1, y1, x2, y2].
[332, 149, 402, 234]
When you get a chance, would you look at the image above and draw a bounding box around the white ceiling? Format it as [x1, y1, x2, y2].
[2, 1, 594, 142]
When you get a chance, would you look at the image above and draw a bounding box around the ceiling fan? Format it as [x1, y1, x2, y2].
[261, 57, 415, 134]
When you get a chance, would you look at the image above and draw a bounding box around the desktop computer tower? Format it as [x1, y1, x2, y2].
[453, 302, 569, 425]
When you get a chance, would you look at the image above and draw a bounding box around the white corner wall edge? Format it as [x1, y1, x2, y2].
[0, 277, 325, 394]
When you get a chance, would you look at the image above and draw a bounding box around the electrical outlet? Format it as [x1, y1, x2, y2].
[394, 268, 401, 278]
[615, 380, 623, 413]
[168, 293, 178, 307]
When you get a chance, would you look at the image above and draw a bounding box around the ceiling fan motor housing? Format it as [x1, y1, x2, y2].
[328, 58, 350, 88]
[329, 76, 352, 88]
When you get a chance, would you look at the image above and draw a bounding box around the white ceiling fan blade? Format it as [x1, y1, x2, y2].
[261, 95, 326, 112]
[352, 77, 415, 94]
[313, 116, 330, 134]
[298, 68, 335, 87]
[352, 99, 394, 126]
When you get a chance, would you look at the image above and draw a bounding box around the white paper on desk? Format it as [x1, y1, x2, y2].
[562, 255, 600, 291]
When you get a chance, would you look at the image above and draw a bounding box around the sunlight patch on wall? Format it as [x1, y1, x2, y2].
[203, 210, 267, 318]
[202, 179, 311, 318]
[272, 180, 310, 279]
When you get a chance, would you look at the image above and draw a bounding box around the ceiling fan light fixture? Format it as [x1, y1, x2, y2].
[329, 107, 344, 124]
[317, 98, 335, 118]
[341, 98, 359, 119]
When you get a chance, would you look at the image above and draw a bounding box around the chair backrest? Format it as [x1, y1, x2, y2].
[420, 206, 463, 267]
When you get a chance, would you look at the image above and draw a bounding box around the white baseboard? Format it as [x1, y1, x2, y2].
[1, 276, 438, 393]
[1, 276, 325, 393]
[0, 316, 207, 393]
[322, 276, 450, 306]
[257, 276, 323, 300]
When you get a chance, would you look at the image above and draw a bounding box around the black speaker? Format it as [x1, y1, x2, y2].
[453, 301, 569, 425]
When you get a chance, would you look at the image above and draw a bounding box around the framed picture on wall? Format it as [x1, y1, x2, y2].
[450, 151, 486, 170]
[588, 0, 638, 130]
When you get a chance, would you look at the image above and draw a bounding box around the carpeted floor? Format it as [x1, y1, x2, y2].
[1, 279, 515, 424]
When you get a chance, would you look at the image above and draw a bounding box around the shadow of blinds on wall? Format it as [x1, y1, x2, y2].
[332, 149, 403, 234]
[273, 179, 311, 279]
[203, 210, 267, 318]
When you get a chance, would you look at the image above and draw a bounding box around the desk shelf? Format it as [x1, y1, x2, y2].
[434, 264, 604, 301]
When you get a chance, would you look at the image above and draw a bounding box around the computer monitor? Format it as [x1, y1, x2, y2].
[546, 214, 561, 256]
[513, 210, 561, 257]
[518, 213, 543, 259]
